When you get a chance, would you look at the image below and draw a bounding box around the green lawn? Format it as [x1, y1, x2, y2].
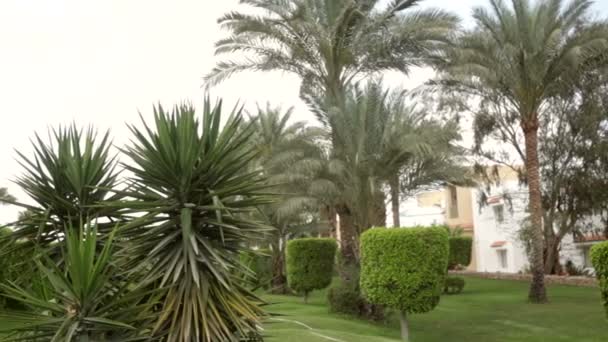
[262, 277, 607, 342]
[0, 277, 604, 341]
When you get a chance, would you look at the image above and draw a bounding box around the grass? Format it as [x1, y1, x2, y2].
[262, 277, 607, 342]
[0, 277, 603, 341]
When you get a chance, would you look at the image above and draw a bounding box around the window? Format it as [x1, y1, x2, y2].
[448, 186, 458, 218]
[582, 247, 593, 268]
[497, 249, 508, 269]
[493, 204, 505, 223]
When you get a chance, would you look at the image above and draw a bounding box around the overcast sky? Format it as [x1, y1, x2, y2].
[1, 0, 607, 223]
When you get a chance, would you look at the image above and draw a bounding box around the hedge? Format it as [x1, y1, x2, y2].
[591, 241, 608, 318]
[448, 237, 472, 269]
[444, 276, 465, 295]
[286, 238, 337, 303]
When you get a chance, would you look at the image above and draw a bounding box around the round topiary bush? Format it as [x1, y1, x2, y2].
[590, 241, 608, 318]
[360, 227, 449, 341]
[448, 237, 473, 270]
[443, 276, 465, 295]
[286, 238, 337, 303]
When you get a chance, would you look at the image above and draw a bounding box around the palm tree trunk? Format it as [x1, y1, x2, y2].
[271, 245, 288, 294]
[336, 203, 358, 282]
[390, 175, 400, 227]
[371, 192, 386, 228]
[522, 120, 548, 303]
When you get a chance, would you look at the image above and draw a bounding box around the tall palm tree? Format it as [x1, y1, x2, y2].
[438, 0, 608, 302]
[207, 0, 459, 102]
[378, 96, 469, 228]
[208, 0, 460, 268]
[247, 104, 329, 293]
[115, 100, 270, 341]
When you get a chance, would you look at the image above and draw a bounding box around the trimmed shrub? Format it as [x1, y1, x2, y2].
[327, 282, 363, 316]
[444, 276, 465, 295]
[591, 241, 608, 318]
[360, 227, 449, 341]
[239, 249, 272, 290]
[448, 237, 473, 270]
[286, 238, 337, 303]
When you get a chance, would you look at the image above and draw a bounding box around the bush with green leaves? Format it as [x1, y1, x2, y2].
[327, 281, 363, 316]
[448, 236, 473, 270]
[591, 241, 608, 318]
[360, 227, 449, 341]
[240, 249, 272, 291]
[286, 238, 337, 303]
[444, 276, 465, 295]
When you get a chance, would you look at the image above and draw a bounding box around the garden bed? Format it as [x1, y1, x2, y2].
[450, 270, 598, 287]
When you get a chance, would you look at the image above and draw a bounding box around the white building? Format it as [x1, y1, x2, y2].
[472, 179, 531, 273]
[472, 166, 605, 274]
[388, 196, 445, 227]
[386, 165, 605, 274]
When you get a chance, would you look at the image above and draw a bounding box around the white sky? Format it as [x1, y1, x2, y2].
[1, 0, 607, 223]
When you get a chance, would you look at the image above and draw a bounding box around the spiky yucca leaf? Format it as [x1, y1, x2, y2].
[2, 125, 120, 253]
[0, 223, 160, 341]
[116, 99, 271, 341]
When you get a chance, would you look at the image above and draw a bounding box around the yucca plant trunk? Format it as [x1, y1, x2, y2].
[522, 120, 548, 303]
[390, 175, 400, 227]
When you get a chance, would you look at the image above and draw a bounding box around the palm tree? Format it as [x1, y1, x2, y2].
[115, 100, 270, 341]
[438, 0, 608, 302]
[247, 104, 329, 293]
[373, 89, 469, 227]
[207, 0, 459, 103]
[208, 0, 460, 268]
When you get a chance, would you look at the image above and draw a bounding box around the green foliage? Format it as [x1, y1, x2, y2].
[444, 276, 465, 295]
[0, 224, 159, 341]
[0, 125, 120, 259]
[449, 237, 473, 269]
[360, 227, 449, 314]
[0, 188, 15, 204]
[114, 99, 270, 341]
[240, 249, 272, 291]
[286, 238, 337, 299]
[327, 281, 363, 316]
[590, 241, 608, 318]
[207, 0, 459, 96]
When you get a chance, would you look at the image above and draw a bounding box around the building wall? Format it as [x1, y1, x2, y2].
[445, 186, 474, 232]
[472, 181, 530, 273]
[417, 191, 444, 208]
[390, 196, 445, 227]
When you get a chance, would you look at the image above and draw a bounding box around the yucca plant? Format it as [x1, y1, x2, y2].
[1, 125, 120, 250]
[0, 223, 160, 341]
[115, 99, 271, 341]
